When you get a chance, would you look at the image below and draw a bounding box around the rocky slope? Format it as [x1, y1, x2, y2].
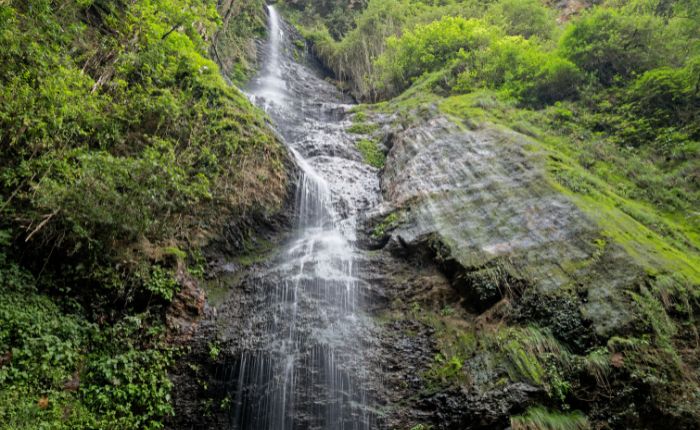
[351, 100, 700, 428]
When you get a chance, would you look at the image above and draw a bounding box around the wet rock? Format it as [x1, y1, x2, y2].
[461, 383, 543, 429]
[378, 114, 642, 337]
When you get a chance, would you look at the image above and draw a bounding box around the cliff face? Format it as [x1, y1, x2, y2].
[354, 102, 700, 428]
[378, 115, 640, 336]
[169, 2, 699, 429]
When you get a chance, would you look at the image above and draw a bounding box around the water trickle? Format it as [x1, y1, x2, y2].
[219, 5, 381, 429]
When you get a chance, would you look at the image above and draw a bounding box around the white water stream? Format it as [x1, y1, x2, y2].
[222, 6, 381, 429]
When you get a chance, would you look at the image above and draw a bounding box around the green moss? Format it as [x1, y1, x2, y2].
[235, 238, 276, 267]
[371, 212, 399, 238]
[440, 90, 499, 114]
[293, 39, 306, 50]
[347, 122, 380, 134]
[356, 139, 385, 168]
[162, 246, 187, 260]
[437, 90, 700, 286]
[548, 171, 700, 284]
[352, 111, 368, 122]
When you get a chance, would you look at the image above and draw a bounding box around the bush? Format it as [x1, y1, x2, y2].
[0, 273, 174, 430]
[30, 144, 210, 248]
[453, 35, 583, 106]
[373, 15, 583, 105]
[519, 56, 584, 106]
[376, 17, 499, 95]
[84, 349, 173, 429]
[486, 0, 555, 40]
[296, 0, 415, 100]
[0, 0, 287, 298]
[624, 59, 699, 135]
[559, 8, 664, 85]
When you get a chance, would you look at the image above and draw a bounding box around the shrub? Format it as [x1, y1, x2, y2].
[624, 59, 699, 134]
[519, 56, 583, 106]
[461, 36, 583, 106]
[559, 8, 664, 85]
[376, 17, 499, 95]
[84, 349, 174, 429]
[0, 274, 174, 430]
[486, 0, 555, 40]
[0, 0, 287, 298]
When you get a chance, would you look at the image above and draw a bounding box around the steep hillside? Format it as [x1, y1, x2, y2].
[0, 0, 291, 428]
[280, 0, 700, 427]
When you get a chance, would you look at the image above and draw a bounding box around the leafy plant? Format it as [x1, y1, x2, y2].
[356, 139, 385, 168]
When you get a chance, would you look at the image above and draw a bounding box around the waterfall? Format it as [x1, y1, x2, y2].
[219, 6, 380, 429]
[254, 5, 287, 106]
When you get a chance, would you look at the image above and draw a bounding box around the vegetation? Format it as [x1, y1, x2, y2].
[0, 0, 286, 428]
[511, 407, 590, 430]
[356, 139, 385, 168]
[0, 260, 173, 429]
[213, 0, 269, 83]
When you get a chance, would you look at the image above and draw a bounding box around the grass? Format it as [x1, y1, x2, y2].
[348, 122, 380, 134]
[582, 348, 612, 389]
[493, 326, 571, 400]
[417, 306, 571, 398]
[511, 407, 590, 430]
[542, 141, 700, 284]
[356, 139, 385, 168]
[371, 212, 400, 238]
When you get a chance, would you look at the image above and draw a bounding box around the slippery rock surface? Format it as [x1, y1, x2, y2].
[374, 115, 643, 338]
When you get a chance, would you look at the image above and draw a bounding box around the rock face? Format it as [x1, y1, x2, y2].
[374, 115, 642, 338]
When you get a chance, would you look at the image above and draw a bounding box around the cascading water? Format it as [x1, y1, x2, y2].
[215, 5, 381, 429]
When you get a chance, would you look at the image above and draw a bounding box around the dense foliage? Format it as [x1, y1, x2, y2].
[0, 0, 286, 427]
